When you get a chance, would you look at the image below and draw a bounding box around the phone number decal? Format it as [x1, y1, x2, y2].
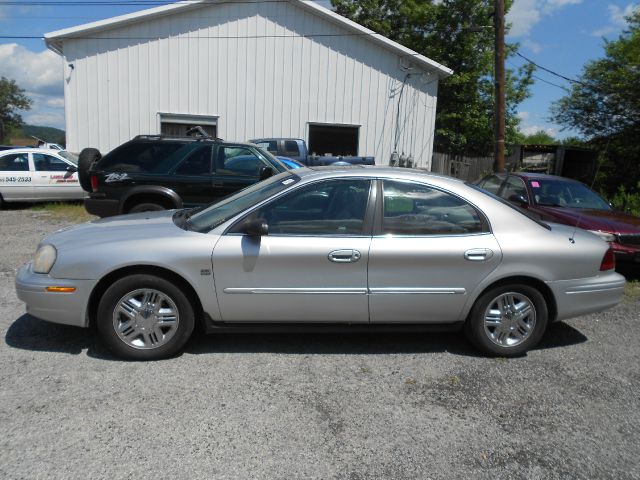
[0, 177, 31, 183]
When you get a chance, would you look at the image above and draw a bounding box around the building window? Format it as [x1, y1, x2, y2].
[158, 113, 218, 138]
[308, 124, 359, 156]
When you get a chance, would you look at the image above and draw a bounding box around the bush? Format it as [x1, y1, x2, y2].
[610, 183, 640, 217]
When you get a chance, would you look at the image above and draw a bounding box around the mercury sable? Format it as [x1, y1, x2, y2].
[16, 167, 625, 360]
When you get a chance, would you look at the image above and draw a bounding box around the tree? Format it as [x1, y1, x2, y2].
[331, 0, 534, 156]
[0, 77, 31, 143]
[551, 10, 639, 195]
[518, 129, 557, 145]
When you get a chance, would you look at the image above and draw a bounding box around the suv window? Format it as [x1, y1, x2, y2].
[240, 179, 371, 235]
[0, 153, 29, 171]
[216, 147, 266, 177]
[382, 180, 486, 235]
[97, 141, 186, 173]
[33, 154, 69, 172]
[173, 145, 212, 175]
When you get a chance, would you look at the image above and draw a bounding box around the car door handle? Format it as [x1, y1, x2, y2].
[328, 249, 361, 263]
[464, 248, 494, 261]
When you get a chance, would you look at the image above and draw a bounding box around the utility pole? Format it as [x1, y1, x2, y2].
[493, 0, 506, 172]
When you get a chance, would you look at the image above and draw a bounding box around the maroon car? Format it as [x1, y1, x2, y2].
[476, 172, 640, 262]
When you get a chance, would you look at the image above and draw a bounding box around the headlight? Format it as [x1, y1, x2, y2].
[33, 245, 57, 274]
[588, 230, 617, 242]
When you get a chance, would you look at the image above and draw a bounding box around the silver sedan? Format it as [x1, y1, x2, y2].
[16, 167, 625, 360]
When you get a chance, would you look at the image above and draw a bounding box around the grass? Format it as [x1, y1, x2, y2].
[30, 202, 96, 223]
[624, 280, 640, 302]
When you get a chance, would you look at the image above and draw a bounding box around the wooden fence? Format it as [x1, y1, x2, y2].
[430, 152, 494, 182]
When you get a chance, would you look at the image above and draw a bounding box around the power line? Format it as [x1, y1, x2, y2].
[515, 51, 591, 88]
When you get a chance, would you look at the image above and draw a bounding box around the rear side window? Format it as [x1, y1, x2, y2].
[284, 141, 300, 157]
[382, 180, 487, 235]
[97, 141, 185, 173]
[0, 153, 29, 171]
[254, 141, 278, 154]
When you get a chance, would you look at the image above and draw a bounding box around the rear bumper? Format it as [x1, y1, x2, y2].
[15, 262, 95, 328]
[547, 271, 626, 322]
[85, 196, 120, 218]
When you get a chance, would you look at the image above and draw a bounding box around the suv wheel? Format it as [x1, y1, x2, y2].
[78, 148, 101, 192]
[129, 202, 165, 213]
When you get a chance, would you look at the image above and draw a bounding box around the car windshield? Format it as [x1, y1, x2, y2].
[529, 179, 611, 210]
[59, 151, 78, 164]
[185, 172, 300, 232]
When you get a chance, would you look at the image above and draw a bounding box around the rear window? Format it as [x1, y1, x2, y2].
[97, 141, 187, 173]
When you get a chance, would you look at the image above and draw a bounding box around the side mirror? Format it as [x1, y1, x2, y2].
[244, 218, 268, 236]
[508, 194, 529, 208]
[259, 166, 274, 180]
[66, 165, 78, 173]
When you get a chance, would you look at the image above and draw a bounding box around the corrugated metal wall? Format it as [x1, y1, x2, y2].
[62, 1, 439, 167]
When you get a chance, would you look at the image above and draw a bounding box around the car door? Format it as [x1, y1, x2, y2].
[168, 144, 215, 207]
[368, 179, 502, 323]
[0, 152, 33, 200]
[31, 152, 81, 200]
[211, 145, 272, 200]
[212, 178, 374, 322]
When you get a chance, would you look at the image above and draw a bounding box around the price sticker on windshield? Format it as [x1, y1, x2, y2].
[531, 181, 540, 188]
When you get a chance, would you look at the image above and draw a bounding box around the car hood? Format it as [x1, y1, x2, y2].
[42, 210, 192, 251]
[533, 206, 640, 234]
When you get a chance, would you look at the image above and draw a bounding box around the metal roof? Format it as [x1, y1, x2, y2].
[44, 0, 452, 78]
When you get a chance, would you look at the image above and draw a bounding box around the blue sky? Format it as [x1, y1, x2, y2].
[0, 0, 637, 139]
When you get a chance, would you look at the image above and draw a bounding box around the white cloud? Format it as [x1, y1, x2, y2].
[0, 43, 62, 96]
[46, 97, 65, 108]
[592, 4, 638, 37]
[23, 111, 65, 129]
[507, 0, 583, 38]
[522, 38, 542, 53]
[521, 124, 558, 136]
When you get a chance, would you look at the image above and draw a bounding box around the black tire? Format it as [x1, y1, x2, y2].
[464, 284, 548, 357]
[128, 202, 166, 213]
[97, 274, 195, 360]
[78, 148, 101, 192]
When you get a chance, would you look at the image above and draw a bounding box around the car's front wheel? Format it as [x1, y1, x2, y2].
[465, 284, 548, 356]
[97, 274, 195, 360]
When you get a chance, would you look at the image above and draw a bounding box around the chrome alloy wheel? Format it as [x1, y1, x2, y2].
[112, 288, 180, 350]
[482, 292, 536, 348]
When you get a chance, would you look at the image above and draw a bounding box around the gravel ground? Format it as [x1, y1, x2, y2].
[1, 206, 640, 480]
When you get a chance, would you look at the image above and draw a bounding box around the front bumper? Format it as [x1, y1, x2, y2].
[547, 270, 626, 322]
[15, 262, 96, 328]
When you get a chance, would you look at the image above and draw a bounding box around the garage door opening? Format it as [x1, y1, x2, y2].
[308, 124, 359, 156]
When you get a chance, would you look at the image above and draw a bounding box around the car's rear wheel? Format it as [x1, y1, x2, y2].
[97, 274, 195, 360]
[78, 148, 101, 192]
[128, 202, 165, 213]
[465, 284, 548, 356]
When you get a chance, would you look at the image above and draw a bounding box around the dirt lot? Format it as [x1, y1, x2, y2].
[1, 206, 640, 480]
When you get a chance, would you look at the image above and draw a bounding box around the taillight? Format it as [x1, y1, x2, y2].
[600, 248, 615, 271]
[90, 175, 98, 192]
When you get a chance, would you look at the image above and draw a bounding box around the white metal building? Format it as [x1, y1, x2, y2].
[45, 0, 451, 167]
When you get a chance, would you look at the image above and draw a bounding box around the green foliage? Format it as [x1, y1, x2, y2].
[519, 129, 557, 145]
[552, 10, 639, 196]
[610, 182, 640, 217]
[22, 125, 66, 145]
[0, 77, 31, 143]
[331, 0, 534, 156]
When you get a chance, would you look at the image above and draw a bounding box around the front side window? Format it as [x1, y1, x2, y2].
[382, 180, 486, 235]
[284, 141, 300, 157]
[0, 153, 29, 171]
[33, 154, 70, 172]
[216, 147, 267, 177]
[236, 179, 371, 235]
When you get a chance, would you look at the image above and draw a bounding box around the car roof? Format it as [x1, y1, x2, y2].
[294, 165, 465, 186]
[0, 147, 65, 155]
[494, 171, 583, 184]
